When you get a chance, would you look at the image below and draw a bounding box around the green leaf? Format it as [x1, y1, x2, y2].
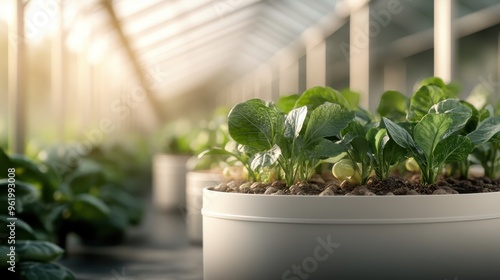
[420, 77, 447, 88]
[414, 99, 472, 159]
[413, 114, 453, 160]
[228, 99, 283, 151]
[294, 86, 350, 110]
[250, 145, 281, 171]
[284, 106, 307, 140]
[19, 262, 76, 280]
[479, 106, 493, 122]
[367, 127, 384, 156]
[377, 90, 407, 121]
[9, 155, 52, 191]
[341, 89, 360, 110]
[0, 215, 37, 241]
[304, 103, 354, 145]
[383, 118, 418, 152]
[65, 168, 104, 195]
[460, 101, 480, 134]
[355, 108, 374, 124]
[434, 135, 474, 164]
[276, 94, 300, 113]
[349, 136, 370, 164]
[198, 147, 235, 159]
[312, 139, 346, 159]
[371, 126, 408, 179]
[0, 180, 39, 212]
[342, 121, 366, 139]
[427, 99, 472, 138]
[467, 116, 500, 145]
[342, 121, 370, 163]
[17, 240, 64, 262]
[0, 148, 11, 174]
[407, 85, 447, 122]
[70, 194, 110, 221]
[383, 138, 407, 165]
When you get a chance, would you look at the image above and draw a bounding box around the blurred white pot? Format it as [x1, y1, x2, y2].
[202, 189, 500, 280]
[186, 171, 223, 244]
[152, 154, 190, 211]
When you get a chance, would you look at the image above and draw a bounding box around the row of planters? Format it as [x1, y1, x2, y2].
[0, 142, 148, 279]
[199, 77, 500, 279]
[152, 109, 230, 243]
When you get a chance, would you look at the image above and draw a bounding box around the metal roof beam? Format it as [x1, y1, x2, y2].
[140, 18, 253, 63]
[134, 2, 261, 55]
[100, 0, 165, 121]
[372, 3, 500, 63]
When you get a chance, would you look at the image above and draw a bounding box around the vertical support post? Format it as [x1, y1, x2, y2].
[350, 3, 370, 109]
[8, 0, 26, 154]
[306, 39, 326, 87]
[51, 0, 65, 141]
[434, 0, 455, 83]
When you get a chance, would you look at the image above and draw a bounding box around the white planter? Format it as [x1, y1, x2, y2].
[202, 189, 500, 280]
[186, 171, 223, 244]
[152, 154, 190, 211]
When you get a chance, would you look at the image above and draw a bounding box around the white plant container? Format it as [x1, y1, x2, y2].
[186, 171, 223, 244]
[202, 188, 500, 280]
[152, 154, 190, 211]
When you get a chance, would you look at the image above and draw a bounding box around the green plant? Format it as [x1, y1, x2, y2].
[190, 107, 232, 171]
[469, 116, 500, 178]
[156, 118, 198, 155]
[458, 86, 500, 179]
[367, 126, 407, 180]
[339, 121, 373, 184]
[0, 166, 75, 279]
[329, 90, 408, 184]
[227, 97, 354, 187]
[207, 78, 500, 188]
[40, 145, 144, 247]
[1, 145, 145, 249]
[199, 139, 258, 181]
[383, 99, 475, 184]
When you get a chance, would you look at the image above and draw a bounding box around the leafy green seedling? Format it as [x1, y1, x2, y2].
[367, 127, 407, 180]
[377, 90, 407, 122]
[228, 98, 354, 186]
[199, 140, 259, 181]
[340, 121, 373, 184]
[384, 99, 474, 185]
[468, 116, 500, 178]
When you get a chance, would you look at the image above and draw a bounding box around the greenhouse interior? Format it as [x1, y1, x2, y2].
[1, 0, 500, 279]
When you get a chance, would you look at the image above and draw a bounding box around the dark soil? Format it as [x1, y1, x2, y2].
[212, 173, 500, 196]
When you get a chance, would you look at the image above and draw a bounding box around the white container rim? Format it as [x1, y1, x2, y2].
[202, 187, 500, 225]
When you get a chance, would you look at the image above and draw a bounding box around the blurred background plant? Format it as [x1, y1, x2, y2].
[0, 138, 150, 250]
